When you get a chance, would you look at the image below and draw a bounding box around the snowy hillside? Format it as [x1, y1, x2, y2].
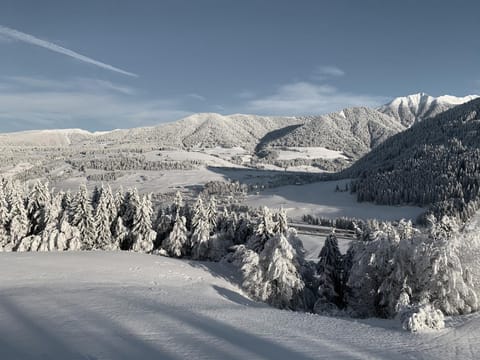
[1, 251, 479, 360]
[342, 97, 480, 221]
[378, 93, 479, 127]
[0, 113, 302, 151]
[258, 107, 405, 158]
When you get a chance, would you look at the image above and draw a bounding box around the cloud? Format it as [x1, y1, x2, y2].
[311, 65, 345, 81]
[245, 81, 387, 116]
[0, 76, 190, 132]
[0, 25, 137, 77]
[186, 93, 206, 101]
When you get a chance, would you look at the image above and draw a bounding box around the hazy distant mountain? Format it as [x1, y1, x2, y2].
[341, 97, 480, 221]
[0, 113, 302, 150]
[258, 107, 405, 158]
[378, 93, 479, 127]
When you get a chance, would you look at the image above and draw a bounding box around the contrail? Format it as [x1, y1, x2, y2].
[0, 25, 137, 77]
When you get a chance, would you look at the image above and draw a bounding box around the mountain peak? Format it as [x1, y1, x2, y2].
[379, 93, 479, 127]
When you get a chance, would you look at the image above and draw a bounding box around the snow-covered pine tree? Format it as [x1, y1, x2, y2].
[206, 196, 217, 231]
[121, 188, 141, 231]
[416, 216, 478, 315]
[71, 185, 97, 250]
[7, 188, 29, 249]
[345, 223, 400, 317]
[37, 194, 62, 251]
[191, 214, 211, 260]
[0, 186, 10, 250]
[131, 194, 156, 253]
[259, 230, 305, 309]
[237, 245, 265, 301]
[162, 212, 188, 257]
[26, 181, 51, 236]
[190, 196, 212, 259]
[247, 206, 274, 252]
[111, 216, 128, 250]
[314, 232, 344, 313]
[273, 208, 289, 235]
[58, 213, 82, 251]
[376, 224, 416, 318]
[171, 191, 184, 216]
[94, 187, 114, 250]
[91, 184, 102, 210]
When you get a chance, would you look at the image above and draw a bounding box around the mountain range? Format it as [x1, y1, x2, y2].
[0, 93, 477, 162]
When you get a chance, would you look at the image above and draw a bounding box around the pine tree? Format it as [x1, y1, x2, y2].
[37, 194, 62, 251]
[171, 191, 184, 216]
[190, 196, 211, 259]
[191, 215, 211, 260]
[273, 208, 289, 235]
[0, 186, 10, 250]
[111, 216, 128, 250]
[162, 212, 188, 257]
[238, 246, 265, 300]
[71, 185, 97, 250]
[259, 231, 305, 309]
[416, 216, 478, 315]
[94, 189, 114, 250]
[314, 232, 344, 313]
[247, 206, 274, 252]
[131, 194, 156, 252]
[206, 196, 217, 231]
[8, 189, 29, 248]
[26, 181, 51, 236]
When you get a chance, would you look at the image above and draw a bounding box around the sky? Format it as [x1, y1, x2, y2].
[0, 0, 479, 132]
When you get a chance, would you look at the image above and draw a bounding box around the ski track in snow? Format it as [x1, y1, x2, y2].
[0, 252, 479, 360]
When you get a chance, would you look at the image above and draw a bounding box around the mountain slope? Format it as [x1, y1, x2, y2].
[259, 107, 405, 158]
[0, 113, 302, 150]
[341, 97, 480, 220]
[378, 93, 479, 127]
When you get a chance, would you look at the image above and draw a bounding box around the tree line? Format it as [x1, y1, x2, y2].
[0, 179, 477, 332]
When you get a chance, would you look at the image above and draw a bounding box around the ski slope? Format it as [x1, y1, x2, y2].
[0, 252, 479, 360]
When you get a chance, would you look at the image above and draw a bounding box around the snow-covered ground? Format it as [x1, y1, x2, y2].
[275, 147, 347, 160]
[245, 179, 424, 221]
[0, 252, 479, 360]
[143, 149, 246, 168]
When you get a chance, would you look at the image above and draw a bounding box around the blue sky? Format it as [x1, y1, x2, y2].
[1, 0, 479, 132]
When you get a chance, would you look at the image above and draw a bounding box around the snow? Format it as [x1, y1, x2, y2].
[245, 179, 424, 222]
[143, 149, 246, 168]
[0, 251, 479, 359]
[298, 233, 352, 260]
[275, 147, 347, 161]
[436, 95, 479, 105]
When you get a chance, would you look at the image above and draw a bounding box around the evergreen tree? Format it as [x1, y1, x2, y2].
[247, 206, 274, 252]
[111, 216, 127, 250]
[7, 189, 29, 248]
[314, 232, 344, 313]
[190, 196, 211, 259]
[94, 189, 114, 250]
[206, 196, 217, 231]
[259, 231, 305, 309]
[131, 194, 156, 252]
[26, 181, 51, 236]
[162, 212, 188, 257]
[71, 185, 97, 250]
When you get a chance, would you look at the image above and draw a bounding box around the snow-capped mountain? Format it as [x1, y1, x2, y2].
[0, 113, 302, 150]
[378, 93, 479, 127]
[342, 97, 480, 218]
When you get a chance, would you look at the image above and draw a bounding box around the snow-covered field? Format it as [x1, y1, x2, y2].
[246, 179, 424, 221]
[275, 147, 348, 160]
[0, 251, 478, 360]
